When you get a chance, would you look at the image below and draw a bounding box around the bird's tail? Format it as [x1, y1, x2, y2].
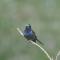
[37, 39, 44, 45]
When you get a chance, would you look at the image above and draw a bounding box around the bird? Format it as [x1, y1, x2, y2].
[23, 24, 44, 45]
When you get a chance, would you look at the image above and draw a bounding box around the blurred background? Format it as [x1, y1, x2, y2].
[0, 0, 60, 60]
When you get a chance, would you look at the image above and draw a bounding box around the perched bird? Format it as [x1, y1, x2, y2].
[23, 24, 44, 45]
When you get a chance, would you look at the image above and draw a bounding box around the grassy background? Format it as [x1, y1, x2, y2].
[0, 0, 60, 60]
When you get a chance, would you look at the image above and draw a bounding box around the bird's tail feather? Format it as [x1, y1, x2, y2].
[37, 39, 44, 45]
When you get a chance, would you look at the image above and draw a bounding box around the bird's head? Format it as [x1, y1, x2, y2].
[25, 24, 31, 31]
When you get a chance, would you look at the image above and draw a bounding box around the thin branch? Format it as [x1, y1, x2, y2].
[16, 27, 53, 60]
[17, 28, 24, 36]
[30, 41, 53, 60]
[55, 50, 60, 60]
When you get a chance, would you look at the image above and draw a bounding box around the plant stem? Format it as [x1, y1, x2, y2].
[30, 40, 52, 60]
[55, 50, 60, 60]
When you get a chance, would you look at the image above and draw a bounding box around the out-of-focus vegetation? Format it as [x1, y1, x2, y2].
[0, 0, 60, 60]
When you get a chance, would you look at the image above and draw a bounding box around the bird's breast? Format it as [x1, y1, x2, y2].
[24, 31, 33, 36]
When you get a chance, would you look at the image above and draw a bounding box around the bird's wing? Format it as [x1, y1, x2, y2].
[32, 30, 37, 40]
[32, 30, 44, 45]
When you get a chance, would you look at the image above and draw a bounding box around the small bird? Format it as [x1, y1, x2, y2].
[23, 24, 44, 45]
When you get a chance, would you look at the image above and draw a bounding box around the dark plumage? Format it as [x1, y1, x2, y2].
[23, 24, 44, 45]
